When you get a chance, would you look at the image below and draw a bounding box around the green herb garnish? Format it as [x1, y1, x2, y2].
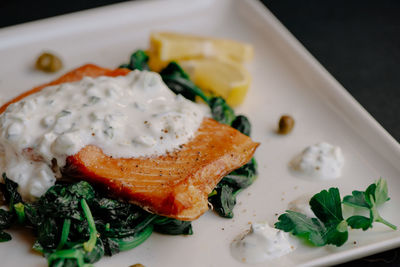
[275, 178, 396, 247]
[343, 178, 396, 230]
[119, 50, 149, 71]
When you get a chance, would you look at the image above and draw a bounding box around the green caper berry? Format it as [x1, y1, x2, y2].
[278, 115, 295, 134]
[35, 52, 63, 73]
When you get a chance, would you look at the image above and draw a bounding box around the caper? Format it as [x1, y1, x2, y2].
[278, 115, 295, 134]
[35, 52, 63, 73]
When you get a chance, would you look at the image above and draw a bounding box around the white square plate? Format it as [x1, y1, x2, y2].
[0, 0, 399, 266]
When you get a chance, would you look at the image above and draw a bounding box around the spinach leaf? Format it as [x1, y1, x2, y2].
[160, 62, 208, 102]
[110, 225, 153, 251]
[346, 215, 372, 231]
[0, 209, 12, 242]
[221, 158, 257, 190]
[2, 173, 22, 210]
[231, 115, 251, 136]
[0, 231, 11, 242]
[208, 97, 236, 125]
[153, 217, 193, 235]
[120, 50, 149, 71]
[208, 184, 239, 218]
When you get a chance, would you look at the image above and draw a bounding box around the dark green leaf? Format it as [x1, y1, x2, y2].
[68, 181, 95, 201]
[160, 61, 190, 80]
[365, 183, 376, 207]
[160, 62, 208, 102]
[208, 97, 236, 125]
[102, 237, 120, 256]
[208, 184, 237, 218]
[153, 217, 193, 235]
[0, 231, 11, 242]
[325, 221, 348, 246]
[275, 210, 326, 246]
[310, 188, 343, 226]
[231, 115, 251, 136]
[0, 209, 13, 229]
[119, 50, 149, 71]
[221, 158, 257, 190]
[346, 215, 372, 230]
[2, 173, 22, 209]
[343, 190, 369, 209]
[111, 225, 153, 251]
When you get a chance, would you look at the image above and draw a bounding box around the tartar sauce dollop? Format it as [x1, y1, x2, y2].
[0, 70, 209, 200]
[231, 222, 295, 263]
[291, 142, 344, 179]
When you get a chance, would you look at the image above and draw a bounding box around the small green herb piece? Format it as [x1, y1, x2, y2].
[276, 178, 396, 247]
[14, 202, 25, 224]
[343, 178, 396, 230]
[120, 50, 149, 71]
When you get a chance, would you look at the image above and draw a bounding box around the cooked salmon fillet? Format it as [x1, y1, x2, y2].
[0, 64, 259, 221]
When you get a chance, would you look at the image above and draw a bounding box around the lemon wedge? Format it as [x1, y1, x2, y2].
[148, 32, 253, 72]
[179, 59, 251, 107]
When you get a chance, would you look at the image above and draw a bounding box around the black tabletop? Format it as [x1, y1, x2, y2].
[1, 0, 399, 266]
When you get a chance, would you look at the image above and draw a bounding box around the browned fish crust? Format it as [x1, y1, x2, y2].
[65, 118, 259, 220]
[0, 64, 259, 221]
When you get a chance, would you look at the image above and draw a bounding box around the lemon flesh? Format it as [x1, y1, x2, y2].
[149, 32, 253, 72]
[179, 59, 251, 107]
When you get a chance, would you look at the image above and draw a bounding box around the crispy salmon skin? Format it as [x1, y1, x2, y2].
[0, 64, 259, 221]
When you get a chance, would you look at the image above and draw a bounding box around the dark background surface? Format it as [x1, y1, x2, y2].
[1, 0, 399, 266]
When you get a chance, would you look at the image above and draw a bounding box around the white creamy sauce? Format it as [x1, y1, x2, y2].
[231, 222, 296, 263]
[291, 142, 344, 179]
[0, 70, 209, 200]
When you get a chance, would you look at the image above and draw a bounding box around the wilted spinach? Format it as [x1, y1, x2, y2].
[160, 62, 208, 102]
[119, 50, 149, 71]
[0, 175, 192, 267]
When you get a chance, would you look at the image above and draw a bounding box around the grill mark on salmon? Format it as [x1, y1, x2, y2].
[0, 64, 259, 221]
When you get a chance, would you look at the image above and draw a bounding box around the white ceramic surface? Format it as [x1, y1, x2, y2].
[0, 0, 399, 266]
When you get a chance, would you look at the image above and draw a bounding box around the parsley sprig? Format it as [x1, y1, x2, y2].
[275, 178, 396, 247]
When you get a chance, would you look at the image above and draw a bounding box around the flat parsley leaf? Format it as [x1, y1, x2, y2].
[276, 178, 396, 247]
[276, 187, 348, 246]
[275, 211, 326, 246]
[343, 178, 396, 230]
